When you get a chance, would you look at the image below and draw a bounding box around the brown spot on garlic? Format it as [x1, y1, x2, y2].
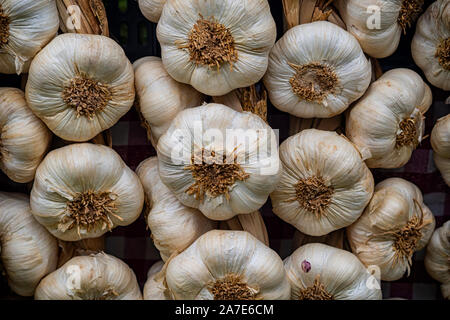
[298, 275, 333, 300]
[291, 176, 334, 218]
[180, 14, 238, 71]
[0, 5, 9, 48]
[184, 149, 249, 201]
[210, 274, 258, 300]
[397, 0, 424, 34]
[396, 117, 419, 148]
[289, 62, 338, 103]
[61, 191, 119, 233]
[62, 76, 112, 119]
[435, 38, 450, 71]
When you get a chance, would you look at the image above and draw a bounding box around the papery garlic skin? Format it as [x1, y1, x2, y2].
[157, 103, 281, 221]
[346, 68, 431, 169]
[271, 129, 374, 237]
[284, 243, 382, 300]
[431, 114, 450, 186]
[30, 143, 144, 241]
[139, 0, 166, 23]
[412, 0, 450, 91]
[263, 21, 371, 118]
[136, 157, 216, 261]
[25, 34, 135, 142]
[0, 88, 51, 183]
[336, 0, 422, 58]
[157, 0, 276, 96]
[425, 221, 450, 299]
[0, 0, 59, 74]
[165, 230, 291, 300]
[143, 261, 171, 300]
[0, 192, 58, 296]
[35, 252, 142, 300]
[347, 178, 436, 281]
[134, 57, 204, 147]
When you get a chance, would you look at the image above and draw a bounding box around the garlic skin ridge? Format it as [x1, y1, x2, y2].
[431, 114, 450, 186]
[0, 192, 58, 296]
[0, 87, 52, 183]
[35, 252, 143, 300]
[138, 0, 166, 23]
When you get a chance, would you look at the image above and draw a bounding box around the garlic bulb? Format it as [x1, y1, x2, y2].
[156, 0, 276, 96]
[136, 156, 216, 261]
[346, 68, 432, 169]
[30, 143, 144, 241]
[284, 243, 382, 300]
[25, 33, 135, 142]
[157, 103, 281, 221]
[134, 56, 204, 147]
[165, 230, 291, 300]
[0, 88, 51, 183]
[143, 261, 171, 300]
[412, 0, 450, 91]
[35, 252, 142, 300]
[347, 178, 436, 281]
[0, 192, 58, 296]
[425, 221, 450, 299]
[336, 0, 425, 58]
[0, 0, 59, 74]
[263, 21, 371, 118]
[270, 129, 374, 237]
[139, 0, 166, 23]
[431, 115, 450, 186]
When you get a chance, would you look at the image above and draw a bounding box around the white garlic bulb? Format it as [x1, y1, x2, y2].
[346, 68, 432, 169]
[136, 156, 216, 261]
[284, 243, 382, 300]
[412, 0, 450, 91]
[134, 56, 204, 147]
[0, 0, 59, 74]
[156, 0, 276, 96]
[425, 221, 450, 299]
[0, 192, 58, 296]
[157, 103, 281, 221]
[271, 129, 374, 237]
[143, 261, 171, 300]
[431, 114, 450, 186]
[0, 88, 51, 183]
[138, 0, 166, 23]
[25, 33, 135, 142]
[30, 143, 144, 241]
[35, 252, 142, 300]
[347, 178, 436, 281]
[263, 21, 371, 118]
[336, 0, 425, 58]
[165, 230, 291, 300]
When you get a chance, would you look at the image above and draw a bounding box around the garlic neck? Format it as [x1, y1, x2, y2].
[0, 5, 9, 48]
[209, 274, 258, 300]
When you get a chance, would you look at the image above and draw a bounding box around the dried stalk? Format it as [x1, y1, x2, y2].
[226, 211, 270, 247]
[57, 237, 105, 267]
[293, 229, 345, 249]
[289, 114, 343, 136]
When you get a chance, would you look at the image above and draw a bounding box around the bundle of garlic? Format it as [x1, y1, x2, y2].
[0, 0, 59, 74]
[0, 192, 58, 296]
[136, 157, 216, 261]
[347, 178, 435, 281]
[25, 33, 135, 142]
[336, 0, 425, 58]
[346, 68, 432, 169]
[271, 129, 374, 236]
[165, 230, 291, 300]
[30, 143, 144, 241]
[284, 243, 382, 300]
[143, 261, 171, 300]
[0, 87, 51, 183]
[412, 0, 450, 91]
[156, 0, 277, 96]
[134, 57, 204, 147]
[264, 21, 371, 118]
[431, 115, 450, 186]
[157, 103, 281, 221]
[139, 0, 166, 23]
[425, 221, 450, 299]
[35, 252, 142, 300]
